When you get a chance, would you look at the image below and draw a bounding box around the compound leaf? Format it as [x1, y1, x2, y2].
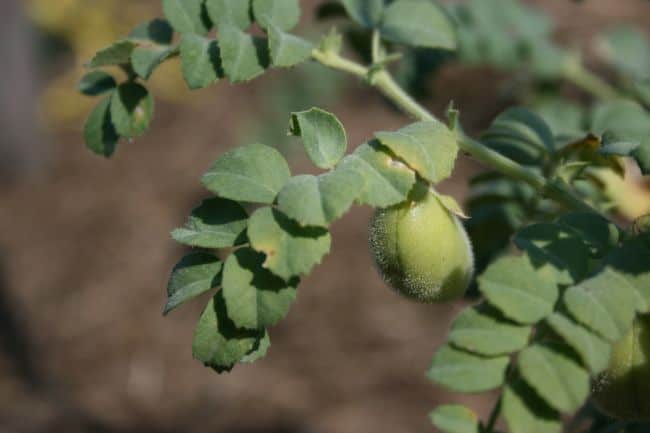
[202, 143, 291, 204]
[78, 71, 117, 96]
[252, 0, 301, 31]
[427, 344, 509, 393]
[162, 0, 210, 35]
[289, 108, 347, 169]
[84, 95, 119, 157]
[193, 291, 267, 373]
[478, 254, 558, 325]
[429, 405, 479, 433]
[165, 252, 222, 315]
[247, 207, 331, 280]
[503, 379, 561, 433]
[375, 120, 458, 183]
[380, 0, 457, 50]
[206, 0, 251, 30]
[545, 312, 611, 375]
[564, 269, 640, 342]
[448, 303, 531, 356]
[338, 140, 416, 208]
[517, 343, 589, 413]
[171, 197, 248, 248]
[340, 0, 384, 28]
[180, 34, 224, 89]
[219, 25, 270, 83]
[222, 247, 298, 330]
[268, 25, 313, 68]
[110, 82, 154, 138]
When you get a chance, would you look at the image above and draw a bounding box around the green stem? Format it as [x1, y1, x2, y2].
[563, 61, 621, 101]
[311, 48, 605, 216]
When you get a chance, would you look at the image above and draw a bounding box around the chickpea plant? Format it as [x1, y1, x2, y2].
[79, 0, 650, 432]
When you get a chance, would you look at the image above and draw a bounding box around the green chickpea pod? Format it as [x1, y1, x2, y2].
[369, 183, 474, 303]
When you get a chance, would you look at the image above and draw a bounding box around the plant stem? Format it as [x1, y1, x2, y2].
[484, 395, 503, 433]
[563, 61, 621, 101]
[310, 48, 604, 216]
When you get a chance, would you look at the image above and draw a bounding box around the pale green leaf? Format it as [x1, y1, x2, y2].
[375, 120, 458, 183]
[131, 45, 175, 79]
[564, 269, 639, 342]
[241, 331, 270, 363]
[380, 0, 457, 50]
[110, 82, 154, 138]
[78, 71, 116, 96]
[206, 0, 251, 30]
[247, 207, 331, 280]
[219, 25, 269, 83]
[252, 0, 300, 31]
[84, 95, 119, 158]
[201, 143, 291, 204]
[545, 313, 611, 375]
[165, 252, 222, 315]
[448, 303, 531, 356]
[162, 0, 210, 34]
[603, 237, 650, 311]
[180, 34, 224, 89]
[222, 247, 298, 329]
[503, 380, 561, 433]
[289, 108, 347, 169]
[518, 343, 589, 413]
[338, 140, 416, 207]
[89, 40, 136, 68]
[599, 26, 650, 80]
[427, 344, 509, 393]
[268, 25, 313, 68]
[429, 405, 479, 433]
[192, 292, 267, 373]
[340, 0, 384, 28]
[478, 255, 558, 325]
[277, 169, 363, 227]
[171, 197, 248, 248]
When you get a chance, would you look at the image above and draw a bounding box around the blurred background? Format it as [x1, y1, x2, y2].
[0, 1, 649, 432]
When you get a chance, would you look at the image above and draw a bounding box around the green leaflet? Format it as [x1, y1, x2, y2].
[277, 170, 362, 227]
[478, 254, 558, 325]
[556, 212, 620, 258]
[268, 25, 313, 68]
[338, 140, 416, 208]
[380, 0, 457, 50]
[428, 344, 509, 393]
[110, 82, 154, 138]
[429, 405, 479, 433]
[289, 108, 347, 169]
[84, 95, 119, 158]
[222, 247, 298, 330]
[129, 18, 174, 44]
[171, 197, 248, 248]
[89, 40, 136, 68]
[375, 120, 458, 184]
[180, 34, 224, 89]
[78, 71, 117, 96]
[340, 0, 384, 28]
[165, 252, 222, 315]
[517, 343, 589, 413]
[201, 143, 291, 204]
[247, 207, 331, 281]
[503, 379, 561, 433]
[448, 303, 531, 356]
[252, 0, 301, 31]
[219, 25, 270, 83]
[206, 0, 251, 30]
[193, 292, 268, 373]
[603, 237, 650, 310]
[162, 0, 210, 35]
[131, 45, 176, 80]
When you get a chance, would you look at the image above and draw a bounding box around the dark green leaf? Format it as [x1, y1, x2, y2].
[201, 143, 291, 204]
[252, 0, 300, 31]
[165, 252, 222, 315]
[89, 40, 136, 68]
[427, 344, 509, 393]
[219, 25, 269, 83]
[429, 405, 479, 433]
[478, 254, 558, 324]
[603, 237, 650, 312]
[129, 18, 174, 44]
[192, 291, 266, 373]
[110, 82, 154, 138]
[222, 247, 297, 329]
[556, 212, 620, 258]
[180, 34, 224, 89]
[78, 71, 117, 96]
[380, 0, 457, 50]
[247, 207, 331, 280]
[171, 197, 248, 248]
[289, 108, 347, 169]
[84, 95, 119, 157]
[375, 120, 458, 183]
